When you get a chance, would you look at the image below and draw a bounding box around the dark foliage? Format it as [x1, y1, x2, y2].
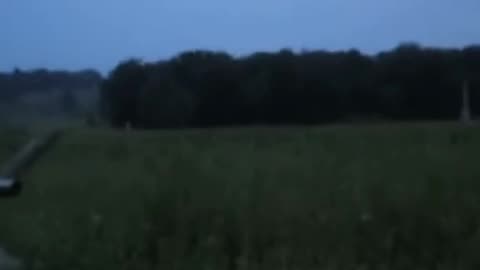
[0, 68, 102, 101]
[101, 43, 480, 128]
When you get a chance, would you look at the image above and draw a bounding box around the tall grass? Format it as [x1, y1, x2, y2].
[0, 128, 30, 164]
[1, 124, 480, 269]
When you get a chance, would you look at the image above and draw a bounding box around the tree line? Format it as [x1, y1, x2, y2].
[101, 43, 480, 128]
[0, 68, 102, 101]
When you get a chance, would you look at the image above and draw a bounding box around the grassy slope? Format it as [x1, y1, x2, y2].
[1, 124, 480, 269]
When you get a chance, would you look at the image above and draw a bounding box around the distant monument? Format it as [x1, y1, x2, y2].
[460, 79, 472, 124]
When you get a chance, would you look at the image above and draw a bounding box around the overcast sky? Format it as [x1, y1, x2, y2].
[1, 0, 479, 73]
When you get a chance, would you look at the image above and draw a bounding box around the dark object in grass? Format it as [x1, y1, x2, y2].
[1, 131, 62, 178]
[0, 177, 22, 197]
[0, 129, 62, 198]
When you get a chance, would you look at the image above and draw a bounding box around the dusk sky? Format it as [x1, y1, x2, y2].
[1, 0, 479, 74]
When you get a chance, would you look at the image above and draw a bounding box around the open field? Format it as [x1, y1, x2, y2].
[0, 129, 30, 164]
[1, 123, 480, 269]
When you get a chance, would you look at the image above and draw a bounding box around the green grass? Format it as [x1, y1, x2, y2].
[1, 123, 480, 269]
[0, 128, 30, 164]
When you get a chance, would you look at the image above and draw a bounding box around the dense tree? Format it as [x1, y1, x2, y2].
[100, 43, 480, 129]
[100, 59, 147, 127]
[136, 64, 197, 128]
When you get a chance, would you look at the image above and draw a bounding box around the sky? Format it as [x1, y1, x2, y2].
[1, 0, 479, 74]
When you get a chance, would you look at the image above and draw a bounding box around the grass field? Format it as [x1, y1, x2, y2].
[1, 123, 480, 269]
[0, 129, 30, 164]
